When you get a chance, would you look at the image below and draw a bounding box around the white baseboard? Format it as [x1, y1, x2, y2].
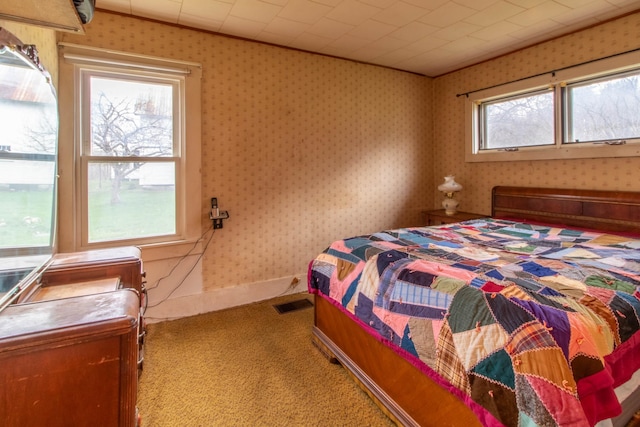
[143, 273, 308, 323]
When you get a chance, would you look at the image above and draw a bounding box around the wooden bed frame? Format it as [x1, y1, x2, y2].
[311, 186, 640, 427]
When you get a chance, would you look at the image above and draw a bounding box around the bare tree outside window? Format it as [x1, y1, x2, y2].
[482, 90, 554, 150]
[85, 76, 177, 242]
[568, 74, 640, 143]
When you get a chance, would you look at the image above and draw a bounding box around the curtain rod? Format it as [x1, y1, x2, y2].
[455, 45, 640, 98]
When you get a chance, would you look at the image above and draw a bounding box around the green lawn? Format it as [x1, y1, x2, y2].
[0, 189, 54, 248]
[1, 185, 175, 247]
[88, 185, 175, 242]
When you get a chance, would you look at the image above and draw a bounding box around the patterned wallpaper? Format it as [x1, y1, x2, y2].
[433, 12, 640, 217]
[59, 11, 432, 291]
[56, 9, 640, 294]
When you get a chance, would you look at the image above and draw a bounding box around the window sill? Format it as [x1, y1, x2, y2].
[465, 143, 640, 163]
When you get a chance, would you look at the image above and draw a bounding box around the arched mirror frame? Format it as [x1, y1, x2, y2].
[0, 27, 58, 311]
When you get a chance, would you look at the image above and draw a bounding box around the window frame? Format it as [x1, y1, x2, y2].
[57, 43, 202, 252]
[466, 49, 640, 162]
[79, 68, 183, 245]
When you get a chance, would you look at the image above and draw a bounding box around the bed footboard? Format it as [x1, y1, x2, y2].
[313, 294, 482, 427]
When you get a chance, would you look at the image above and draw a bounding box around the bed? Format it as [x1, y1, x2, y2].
[308, 186, 640, 427]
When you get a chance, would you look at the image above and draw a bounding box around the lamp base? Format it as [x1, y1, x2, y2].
[442, 197, 459, 215]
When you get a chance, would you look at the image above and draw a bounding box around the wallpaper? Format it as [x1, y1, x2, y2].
[56, 9, 640, 298]
[59, 11, 432, 291]
[433, 12, 640, 217]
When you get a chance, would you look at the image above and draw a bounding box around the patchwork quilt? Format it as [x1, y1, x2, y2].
[308, 219, 640, 427]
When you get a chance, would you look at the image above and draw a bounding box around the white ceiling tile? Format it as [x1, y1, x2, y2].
[97, 0, 638, 76]
[311, 0, 343, 6]
[262, 0, 289, 6]
[440, 36, 488, 54]
[389, 21, 439, 42]
[394, 49, 453, 73]
[360, 0, 396, 8]
[97, 0, 132, 14]
[418, 2, 478, 28]
[367, 34, 413, 51]
[178, 13, 225, 32]
[181, 0, 233, 19]
[554, 0, 602, 8]
[433, 21, 482, 41]
[508, 1, 572, 27]
[326, 1, 382, 25]
[348, 46, 391, 62]
[220, 15, 268, 37]
[506, 18, 564, 40]
[291, 32, 333, 51]
[405, 35, 449, 53]
[452, 0, 505, 11]
[348, 19, 398, 40]
[463, 2, 526, 27]
[278, 0, 333, 24]
[551, 1, 610, 25]
[131, 0, 183, 22]
[307, 17, 354, 38]
[402, 0, 448, 9]
[478, 34, 524, 54]
[372, 2, 431, 26]
[263, 17, 310, 37]
[327, 34, 372, 51]
[230, 0, 282, 23]
[471, 21, 524, 41]
[507, 0, 548, 7]
[607, 0, 640, 6]
[371, 47, 422, 65]
[254, 30, 295, 45]
[595, 1, 640, 21]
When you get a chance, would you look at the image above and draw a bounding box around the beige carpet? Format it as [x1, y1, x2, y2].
[137, 293, 396, 427]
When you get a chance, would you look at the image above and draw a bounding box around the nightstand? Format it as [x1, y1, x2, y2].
[423, 209, 486, 226]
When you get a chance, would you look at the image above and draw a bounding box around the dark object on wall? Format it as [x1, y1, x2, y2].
[74, 0, 95, 24]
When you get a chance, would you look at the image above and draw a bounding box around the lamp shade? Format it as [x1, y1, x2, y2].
[437, 176, 462, 193]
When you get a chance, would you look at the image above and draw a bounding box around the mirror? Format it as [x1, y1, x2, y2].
[0, 28, 58, 311]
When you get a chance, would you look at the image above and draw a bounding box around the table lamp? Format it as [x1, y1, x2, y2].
[437, 176, 462, 215]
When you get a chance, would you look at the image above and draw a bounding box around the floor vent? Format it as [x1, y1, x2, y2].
[273, 298, 313, 314]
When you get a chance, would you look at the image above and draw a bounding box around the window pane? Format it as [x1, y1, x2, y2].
[89, 77, 174, 156]
[567, 73, 640, 143]
[482, 91, 554, 149]
[87, 162, 175, 243]
[0, 160, 55, 248]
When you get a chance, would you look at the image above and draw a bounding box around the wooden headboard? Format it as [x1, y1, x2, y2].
[492, 186, 640, 233]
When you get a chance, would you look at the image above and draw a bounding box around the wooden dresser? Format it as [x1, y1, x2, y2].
[0, 247, 145, 427]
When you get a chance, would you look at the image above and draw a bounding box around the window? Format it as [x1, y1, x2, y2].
[480, 89, 554, 150]
[58, 44, 202, 250]
[82, 72, 178, 243]
[565, 72, 640, 144]
[466, 49, 640, 162]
